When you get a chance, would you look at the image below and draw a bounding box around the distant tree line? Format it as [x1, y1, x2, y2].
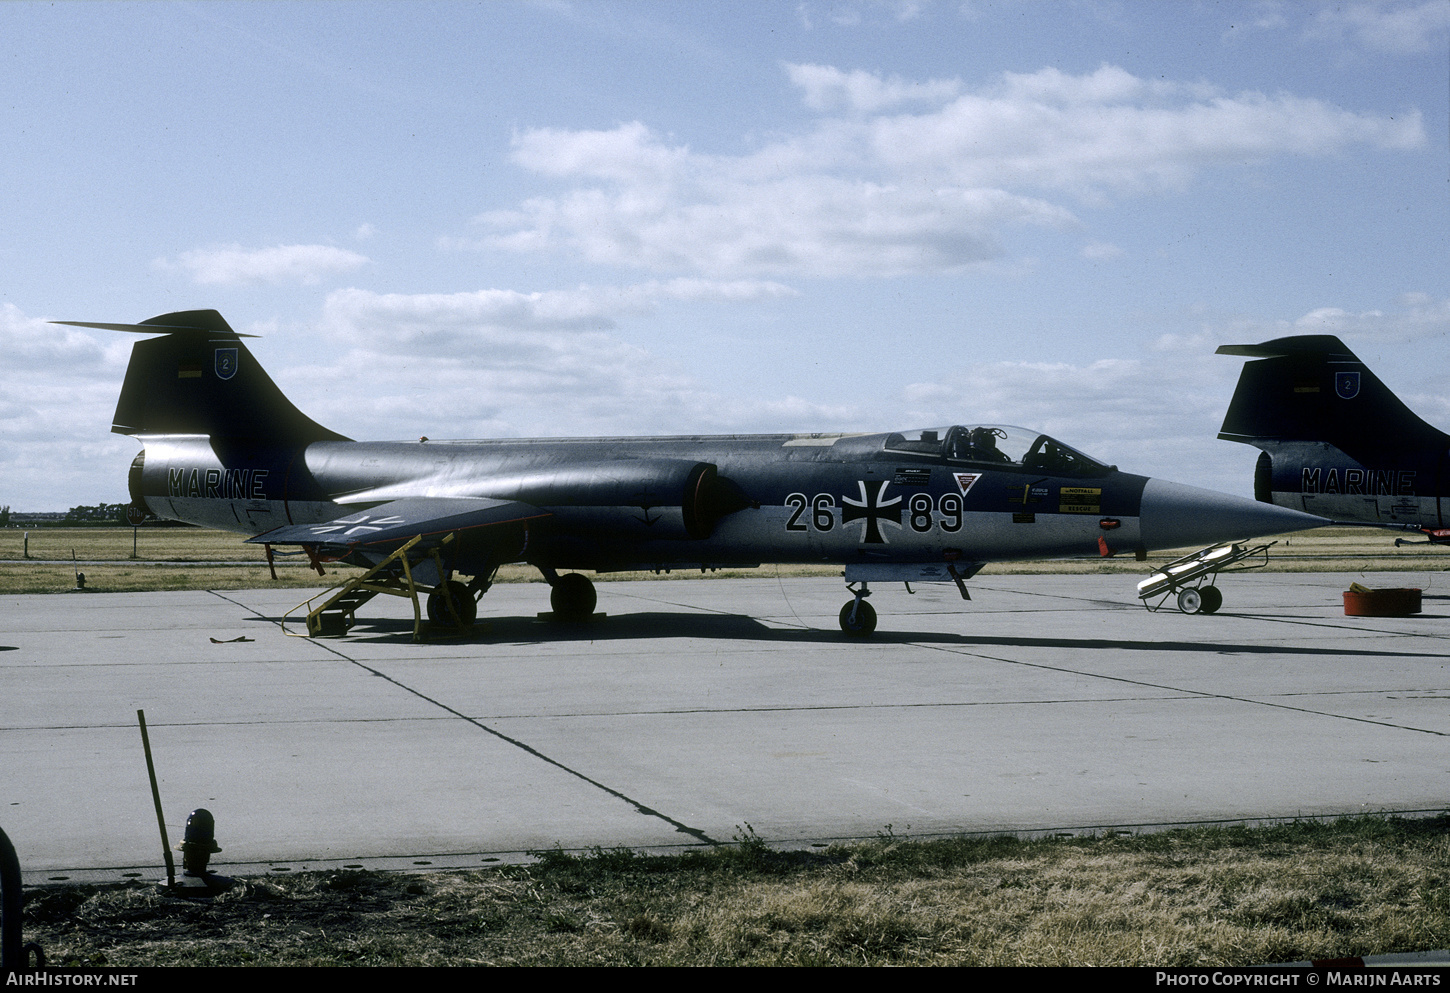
[4, 503, 137, 526]
[2, 503, 194, 527]
[65, 502, 131, 523]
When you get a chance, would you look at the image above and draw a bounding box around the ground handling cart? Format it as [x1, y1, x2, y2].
[1136, 540, 1275, 614]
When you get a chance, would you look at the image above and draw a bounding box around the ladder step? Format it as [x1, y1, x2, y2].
[329, 588, 379, 608]
[310, 611, 353, 637]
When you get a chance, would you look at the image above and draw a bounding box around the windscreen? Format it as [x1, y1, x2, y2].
[885, 425, 1113, 476]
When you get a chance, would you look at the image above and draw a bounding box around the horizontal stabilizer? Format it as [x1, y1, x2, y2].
[55, 310, 259, 337]
[1214, 335, 1355, 361]
[248, 497, 551, 548]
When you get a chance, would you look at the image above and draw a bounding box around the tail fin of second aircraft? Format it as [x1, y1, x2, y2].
[59, 310, 348, 443]
[1216, 334, 1446, 465]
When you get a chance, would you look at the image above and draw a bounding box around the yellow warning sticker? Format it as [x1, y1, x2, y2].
[1059, 487, 1101, 513]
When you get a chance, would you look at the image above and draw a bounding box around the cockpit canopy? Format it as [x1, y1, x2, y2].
[885, 425, 1115, 476]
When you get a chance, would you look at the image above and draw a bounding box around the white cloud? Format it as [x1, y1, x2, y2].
[787, 63, 961, 113]
[1290, 296, 1450, 344]
[297, 286, 839, 443]
[895, 296, 1450, 494]
[477, 64, 1422, 280]
[0, 303, 112, 371]
[1147, 297, 1450, 353]
[897, 348, 1245, 486]
[0, 305, 140, 509]
[323, 279, 795, 353]
[870, 66, 1422, 195]
[157, 244, 371, 286]
[1082, 241, 1123, 260]
[1308, 1, 1450, 53]
[797, 0, 929, 28]
[480, 165, 1072, 277]
[1223, 2, 1290, 41]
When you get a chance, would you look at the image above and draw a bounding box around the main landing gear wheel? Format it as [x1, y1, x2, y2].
[551, 572, 597, 621]
[1177, 588, 1202, 614]
[428, 580, 476, 627]
[1198, 585, 1223, 614]
[839, 599, 877, 637]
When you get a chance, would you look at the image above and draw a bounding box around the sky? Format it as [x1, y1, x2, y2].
[2, 0, 1448, 511]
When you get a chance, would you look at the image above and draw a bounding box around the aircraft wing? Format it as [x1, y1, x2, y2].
[245, 497, 551, 550]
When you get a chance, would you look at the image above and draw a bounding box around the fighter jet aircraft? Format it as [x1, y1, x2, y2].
[67, 310, 1326, 636]
[1218, 335, 1450, 543]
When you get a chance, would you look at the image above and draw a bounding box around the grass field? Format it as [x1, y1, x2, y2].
[2, 525, 1446, 595]
[20, 816, 1450, 967]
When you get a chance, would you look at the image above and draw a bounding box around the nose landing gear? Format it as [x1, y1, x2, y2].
[839, 583, 877, 636]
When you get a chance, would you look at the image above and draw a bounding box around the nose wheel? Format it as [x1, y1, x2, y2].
[839, 584, 877, 636]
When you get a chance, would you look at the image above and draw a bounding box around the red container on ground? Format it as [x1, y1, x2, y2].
[1342, 588, 1422, 616]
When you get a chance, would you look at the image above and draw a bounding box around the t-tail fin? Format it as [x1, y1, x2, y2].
[57, 310, 348, 443]
[1217, 335, 1446, 465]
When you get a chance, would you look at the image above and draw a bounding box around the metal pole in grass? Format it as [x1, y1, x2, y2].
[138, 710, 176, 889]
[125, 505, 145, 558]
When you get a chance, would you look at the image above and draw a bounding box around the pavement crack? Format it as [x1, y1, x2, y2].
[921, 641, 1450, 738]
[207, 590, 722, 847]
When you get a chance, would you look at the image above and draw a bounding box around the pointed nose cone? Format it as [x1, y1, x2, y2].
[1138, 478, 1327, 550]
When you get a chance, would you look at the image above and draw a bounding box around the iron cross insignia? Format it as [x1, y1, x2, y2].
[841, 480, 902, 544]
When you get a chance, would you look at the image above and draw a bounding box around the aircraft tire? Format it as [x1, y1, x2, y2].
[1198, 586, 1223, 614]
[1176, 588, 1202, 614]
[838, 599, 877, 637]
[551, 572, 597, 621]
[428, 580, 476, 627]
